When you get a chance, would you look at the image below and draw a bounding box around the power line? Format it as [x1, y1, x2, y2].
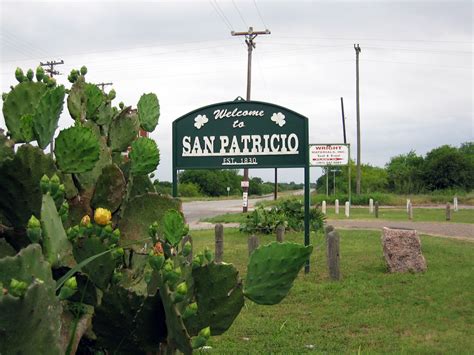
[278, 35, 473, 44]
[231, 0, 248, 28]
[210, 0, 235, 31]
[252, 0, 268, 29]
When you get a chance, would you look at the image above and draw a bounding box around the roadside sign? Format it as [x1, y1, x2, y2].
[241, 180, 249, 188]
[309, 144, 349, 166]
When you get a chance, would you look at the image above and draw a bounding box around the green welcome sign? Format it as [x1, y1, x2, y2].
[173, 100, 308, 169]
[172, 99, 311, 273]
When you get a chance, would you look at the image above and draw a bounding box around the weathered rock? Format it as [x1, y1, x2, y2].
[382, 227, 427, 273]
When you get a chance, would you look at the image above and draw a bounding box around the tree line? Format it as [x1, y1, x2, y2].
[316, 142, 473, 195]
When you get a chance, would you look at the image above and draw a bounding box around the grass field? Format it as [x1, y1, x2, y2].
[189, 228, 474, 353]
[202, 207, 474, 225]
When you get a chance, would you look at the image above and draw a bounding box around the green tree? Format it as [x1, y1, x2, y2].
[179, 169, 241, 196]
[385, 151, 424, 193]
[422, 144, 473, 190]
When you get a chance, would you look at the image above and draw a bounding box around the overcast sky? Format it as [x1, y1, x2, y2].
[1, 0, 472, 183]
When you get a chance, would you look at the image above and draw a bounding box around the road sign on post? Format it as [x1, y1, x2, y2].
[309, 143, 351, 205]
[172, 100, 311, 273]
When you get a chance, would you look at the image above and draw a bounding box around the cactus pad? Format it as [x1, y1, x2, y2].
[0, 244, 62, 355]
[54, 126, 100, 173]
[33, 85, 66, 148]
[187, 262, 244, 336]
[128, 174, 155, 199]
[108, 110, 140, 152]
[2, 81, 47, 141]
[85, 83, 104, 119]
[137, 93, 160, 132]
[93, 284, 167, 352]
[0, 129, 14, 163]
[244, 242, 313, 305]
[75, 137, 112, 196]
[19, 114, 34, 142]
[72, 236, 116, 290]
[119, 193, 180, 250]
[40, 193, 73, 267]
[129, 137, 160, 176]
[0, 144, 57, 228]
[67, 78, 87, 120]
[91, 164, 126, 213]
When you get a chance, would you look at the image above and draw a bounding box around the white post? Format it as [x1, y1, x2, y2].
[406, 199, 411, 213]
[369, 198, 374, 213]
[322, 200, 327, 214]
[335, 199, 339, 214]
[345, 201, 350, 218]
[454, 196, 458, 212]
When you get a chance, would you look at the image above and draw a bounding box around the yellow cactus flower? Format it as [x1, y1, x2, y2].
[80, 215, 91, 226]
[94, 208, 112, 225]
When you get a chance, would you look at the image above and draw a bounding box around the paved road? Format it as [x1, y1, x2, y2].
[183, 196, 473, 240]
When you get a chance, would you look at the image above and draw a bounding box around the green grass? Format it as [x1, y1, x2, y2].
[201, 207, 474, 224]
[189, 228, 474, 353]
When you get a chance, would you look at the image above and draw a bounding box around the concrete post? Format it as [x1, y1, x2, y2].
[345, 201, 350, 218]
[369, 198, 374, 213]
[327, 230, 340, 280]
[446, 203, 451, 221]
[322, 200, 326, 214]
[374, 201, 379, 218]
[276, 225, 285, 242]
[248, 235, 259, 256]
[454, 197, 458, 212]
[408, 202, 413, 220]
[335, 199, 339, 214]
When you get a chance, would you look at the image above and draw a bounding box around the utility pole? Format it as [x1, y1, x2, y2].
[354, 44, 362, 195]
[40, 59, 64, 158]
[232, 26, 270, 212]
[96, 82, 113, 92]
[40, 59, 64, 78]
[340, 97, 347, 144]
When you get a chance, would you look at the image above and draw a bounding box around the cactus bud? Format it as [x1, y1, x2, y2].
[176, 282, 187, 295]
[2, 93, 7, 101]
[108, 89, 116, 100]
[80, 66, 87, 76]
[15, 67, 25, 83]
[148, 252, 165, 271]
[26, 215, 42, 243]
[9, 278, 28, 297]
[104, 224, 113, 234]
[64, 276, 78, 290]
[36, 66, 45, 81]
[47, 77, 56, 87]
[94, 207, 112, 225]
[80, 215, 90, 226]
[192, 255, 203, 269]
[199, 326, 211, 340]
[40, 174, 50, 194]
[119, 102, 124, 109]
[182, 241, 192, 257]
[153, 242, 164, 256]
[26, 69, 34, 81]
[59, 277, 77, 300]
[182, 302, 198, 319]
[49, 174, 60, 194]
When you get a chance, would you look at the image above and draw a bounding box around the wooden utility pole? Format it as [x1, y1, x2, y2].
[232, 27, 270, 212]
[340, 97, 347, 144]
[40, 59, 64, 157]
[354, 44, 362, 195]
[40, 59, 64, 78]
[96, 82, 113, 92]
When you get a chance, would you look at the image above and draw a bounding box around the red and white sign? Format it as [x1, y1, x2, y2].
[241, 180, 249, 188]
[309, 144, 349, 166]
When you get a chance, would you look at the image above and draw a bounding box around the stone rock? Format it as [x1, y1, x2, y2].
[381, 227, 427, 273]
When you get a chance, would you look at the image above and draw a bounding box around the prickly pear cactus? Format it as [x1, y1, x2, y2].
[0, 144, 57, 228]
[32, 85, 66, 149]
[54, 126, 100, 173]
[129, 137, 160, 176]
[0, 129, 14, 163]
[244, 242, 313, 305]
[2, 80, 47, 142]
[108, 109, 140, 152]
[0, 244, 62, 355]
[91, 164, 126, 213]
[137, 93, 160, 132]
